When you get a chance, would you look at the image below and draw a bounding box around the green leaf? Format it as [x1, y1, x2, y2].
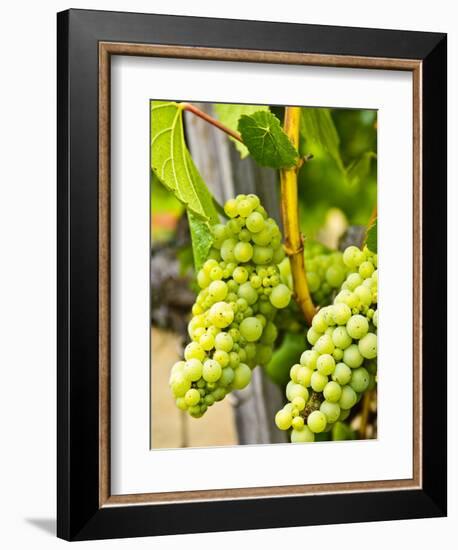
[238, 111, 299, 169]
[366, 218, 377, 253]
[300, 108, 345, 171]
[347, 151, 377, 186]
[151, 101, 220, 272]
[150, 101, 219, 224]
[187, 211, 214, 271]
[213, 103, 269, 158]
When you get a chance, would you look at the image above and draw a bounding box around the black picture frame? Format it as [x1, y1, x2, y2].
[57, 8, 447, 541]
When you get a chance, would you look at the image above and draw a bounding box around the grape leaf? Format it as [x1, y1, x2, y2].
[150, 101, 219, 224]
[366, 218, 377, 253]
[347, 151, 377, 186]
[151, 101, 219, 271]
[187, 211, 214, 271]
[238, 111, 299, 169]
[213, 103, 269, 158]
[300, 108, 345, 172]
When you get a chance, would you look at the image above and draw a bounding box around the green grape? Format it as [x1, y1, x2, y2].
[232, 363, 252, 390]
[292, 396, 306, 411]
[320, 400, 341, 424]
[286, 382, 309, 402]
[343, 245, 364, 268]
[307, 410, 327, 433]
[338, 385, 358, 410]
[332, 303, 352, 325]
[316, 354, 336, 376]
[323, 381, 342, 403]
[184, 388, 201, 407]
[291, 426, 315, 443]
[349, 367, 370, 393]
[224, 199, 238, 218]
[208, 302, 234, 328]
[314, 334, 334, 355]
[239, 316, 263, 342]
[170, 373, 191, 397]
[238, 281, 258, 305]
[292, 416, 305, 430]
[311, 371, 328, 392]
[214, 332, 233, 352]
[219, 367, 235, 387]
[300, 349, 318, 369]
[234, 241, 254, 263]
[296, 366, 313, 387]
[332, 326, 352, 349]
[358, 332, 377, 359]
[275, 408, 292, 430]
[343, 344, 364, 368]
[213, 349, 230, 367]
[184, 342, 206, 362]
[202, 360, 222, 383]
[208, 280, 228, 301]
[332, 362, 352, 385]
[252, 245, 274, 265]
[232, 266, 248, 284]
[220, 238, 237, 262]
[346, 314, 369, 339]
[269, 284, 292, 309]
[184, 359, 203, 382]
[246, 212, 265, 233]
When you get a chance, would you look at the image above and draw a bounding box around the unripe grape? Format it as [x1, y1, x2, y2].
[292, 416, 305, 430]
[239, 316, 263, 342]
[234, 241, 254, 263]
[238, 281, 258, 305]
[358, 332, 377, 359]
[332, 326, 352, 349]
[269, 284, 292, 309]
[275, 409, 292, 430]
[339, 385, 358, 410]
[201, 360, 222, 384]
[343, 344, 364, 368]
[184, 388, 201, 407]
[323, 381, 342, 403]
[350, 367, 370, 392]
[291, 426, 314, 443]
[346, 315, 369, 339]
[214, 332, 233, 352]
[252, 245, 274, 265]
[184, 342, 206, 362]
[232, 363, 252, 390]
[316, 354, 336, 376]
[311, 371, 328, 392]
[332, 362, 352, 385]
[307, 410, 327, 433]
[320, 400, 341, 423]
[300, 349, 318, 369]
[314, 334, 335, 355]
[209, 301, 234, 328]
[246, 212, 265, 233]
[219, 367, 235, 387]
[183, 359, 203, 382]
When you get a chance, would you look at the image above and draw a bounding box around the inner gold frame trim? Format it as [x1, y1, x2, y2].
[99, 42, 422, 507]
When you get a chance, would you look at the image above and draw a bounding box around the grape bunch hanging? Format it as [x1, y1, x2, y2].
[169, 194, 293, 418]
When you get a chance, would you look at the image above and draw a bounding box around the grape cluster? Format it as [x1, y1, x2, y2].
[279, 242, 350, 307]
[169, 194, 292, 418]
[275, 245, 378, 442]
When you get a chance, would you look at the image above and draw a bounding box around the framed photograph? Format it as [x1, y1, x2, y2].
[57, 9, 447, 541]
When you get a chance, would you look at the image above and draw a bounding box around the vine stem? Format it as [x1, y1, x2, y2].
[180, 102, 243, 143]
[280, 107, 316, 326]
